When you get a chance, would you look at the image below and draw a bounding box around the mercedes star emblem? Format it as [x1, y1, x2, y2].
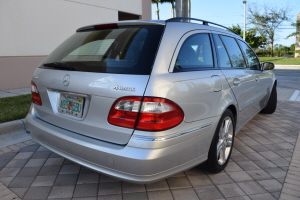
[63, 74, 70, 86]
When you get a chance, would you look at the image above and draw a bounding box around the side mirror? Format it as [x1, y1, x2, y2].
[262, 62, 275, 70]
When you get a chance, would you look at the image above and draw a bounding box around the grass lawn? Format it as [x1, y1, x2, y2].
[259, 57, 300, 65]
[0, 94, 31, 123]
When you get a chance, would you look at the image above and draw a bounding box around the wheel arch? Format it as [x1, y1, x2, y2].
[226, 104, 237, 126]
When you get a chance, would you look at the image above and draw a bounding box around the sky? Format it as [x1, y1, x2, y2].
[151, 0, 300, 47]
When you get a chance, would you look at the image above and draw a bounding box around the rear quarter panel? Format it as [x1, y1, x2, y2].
[145, 23, 238, 124]
[135, 24, 239, 161]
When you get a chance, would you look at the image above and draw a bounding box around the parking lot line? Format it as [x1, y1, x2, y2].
[289, 90, 300, 101]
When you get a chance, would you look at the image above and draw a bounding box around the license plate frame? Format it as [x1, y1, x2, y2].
[58, 93, 85, 118]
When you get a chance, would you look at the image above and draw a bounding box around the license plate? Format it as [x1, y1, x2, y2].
[58, 94, 84, 118]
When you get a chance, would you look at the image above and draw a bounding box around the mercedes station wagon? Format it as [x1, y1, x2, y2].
[26, 17, 277, 183]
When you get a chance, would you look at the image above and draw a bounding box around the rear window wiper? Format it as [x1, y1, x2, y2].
[43, 62, 75, 71]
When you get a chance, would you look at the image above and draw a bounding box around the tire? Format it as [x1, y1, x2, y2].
[260, 85, 277, 114]
[203, 109, 235, 173]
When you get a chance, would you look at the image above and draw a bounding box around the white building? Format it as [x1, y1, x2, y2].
[0, 0, 151, 90]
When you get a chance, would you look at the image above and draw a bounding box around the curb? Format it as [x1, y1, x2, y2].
[0, 119, 31, 148]
[0, 119, 26, 135]
[275, 65, 300, 69]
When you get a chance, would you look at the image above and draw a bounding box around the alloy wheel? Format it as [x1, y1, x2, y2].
[217, 116, 234, 165]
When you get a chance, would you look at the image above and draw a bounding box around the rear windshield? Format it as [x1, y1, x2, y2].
[40, 26, 164, 75]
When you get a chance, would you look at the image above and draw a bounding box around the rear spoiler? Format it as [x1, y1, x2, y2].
[76, 20, 165, 32]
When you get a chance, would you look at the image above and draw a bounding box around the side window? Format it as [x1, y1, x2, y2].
[220, 36, 246, 68]
[238, 40, 260, 70]
[174, 33, 214, 71]
[213, 34, 232, 68]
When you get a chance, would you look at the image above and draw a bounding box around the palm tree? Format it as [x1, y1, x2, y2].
[153, 0, 190, 19]
[152, 0, 176, 19]
[170, 0, 175, 17]
[152, 0, 160, 20]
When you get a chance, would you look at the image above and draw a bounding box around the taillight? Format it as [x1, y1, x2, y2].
[108, 97, 141, 129]
[136, 97, 184, 131]
[31, 81, 42, 106]
[108, 97, 184, 131]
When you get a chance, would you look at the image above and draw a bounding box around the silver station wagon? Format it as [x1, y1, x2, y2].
[26, 17, 277, 183]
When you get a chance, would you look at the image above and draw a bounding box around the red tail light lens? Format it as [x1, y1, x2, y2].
[31, 81, 42, 106]
[108, 97, 184, 131]
[108, 97, 142, 129]
[136, 97, 184, 131]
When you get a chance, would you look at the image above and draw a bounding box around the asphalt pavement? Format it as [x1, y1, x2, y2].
[273, 69, 300, 91]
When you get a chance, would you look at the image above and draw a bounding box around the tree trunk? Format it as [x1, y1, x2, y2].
[156, 2, 159, 20]
[271, 42, 274, 57]
[188, 0, 191, 17]
[171, 0, 175, 17]
[271, 34, 274, 57]
[176, 0, 181, 17]
[182, 0, 188, 17]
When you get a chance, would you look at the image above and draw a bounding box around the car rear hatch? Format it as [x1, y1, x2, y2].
[31, 21, 165, 145]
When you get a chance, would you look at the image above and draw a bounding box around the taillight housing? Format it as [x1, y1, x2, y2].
[108, 97, 184, 131]
[31, 81, 42, 106]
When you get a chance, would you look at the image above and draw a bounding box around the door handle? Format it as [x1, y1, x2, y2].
[233, 78, 241, 86]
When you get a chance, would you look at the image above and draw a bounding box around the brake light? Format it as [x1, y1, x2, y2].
[108, 97, 184, 131]
[31, 81, 42, 106]
[94, 23, 118, 30]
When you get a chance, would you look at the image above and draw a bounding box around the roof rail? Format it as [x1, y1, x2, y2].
[166, 17, 240, 36]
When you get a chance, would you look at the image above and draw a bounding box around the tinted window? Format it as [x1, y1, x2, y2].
[220, 36, 246, 68]
[238, 40, 260, 70]
[213, 34, 232, 68]
[174, 33, 213, 71]
[40, 26, 164, 75]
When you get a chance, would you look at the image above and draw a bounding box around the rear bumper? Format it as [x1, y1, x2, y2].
[25, 113, 215, 183]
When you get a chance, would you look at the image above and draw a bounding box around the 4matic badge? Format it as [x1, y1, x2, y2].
[113, 85, 135, 92]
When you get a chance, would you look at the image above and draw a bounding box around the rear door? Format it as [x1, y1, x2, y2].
[32, 25, 164, 145]
[212, 34, 257, 128]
